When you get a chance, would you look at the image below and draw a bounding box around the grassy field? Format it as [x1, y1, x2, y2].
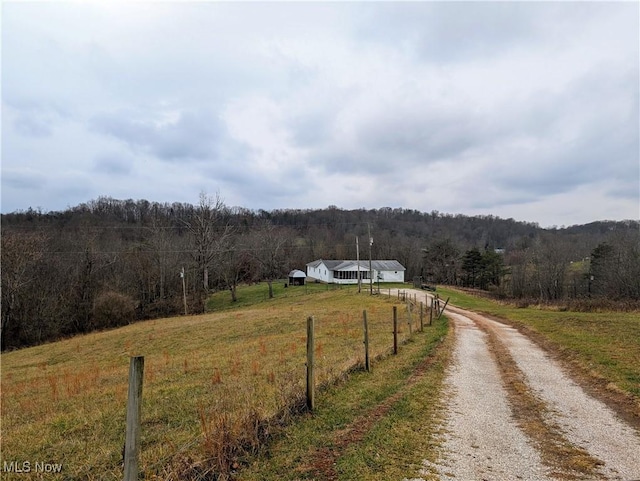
[8, 281, 633, 480]
[1, 282, 429, 480]
[435, 287, 640, 399]
[205, 281, 407, 312]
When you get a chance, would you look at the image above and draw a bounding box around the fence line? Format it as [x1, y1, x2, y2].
[122, 293, 440, 478]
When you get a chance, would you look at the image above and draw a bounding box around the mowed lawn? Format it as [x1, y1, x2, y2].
[436, 287, 640, 399]
[1, 285, 412, 480]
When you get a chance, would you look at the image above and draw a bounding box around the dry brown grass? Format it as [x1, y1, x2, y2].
[1, 287, 409, 480]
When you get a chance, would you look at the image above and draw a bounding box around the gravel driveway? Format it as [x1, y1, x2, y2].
[398, 289, 640, 481]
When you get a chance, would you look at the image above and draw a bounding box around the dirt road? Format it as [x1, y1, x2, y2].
[398, 289, 640, 481]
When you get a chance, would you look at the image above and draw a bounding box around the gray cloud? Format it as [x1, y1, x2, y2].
[5, 99, 71, 139]
[13, 114, 53, 138]
[357, 108, 481, 164]
[608, 182, 640, 200]
[89, 109, 223, 161]
[93, 153, 133, 175]
[1, 169, 47, 191]
[357, 2, 537, 63]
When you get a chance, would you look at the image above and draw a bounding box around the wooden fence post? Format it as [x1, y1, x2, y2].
[363, 310, 370, 372]
[124, 356, 144, 481]
[393, 306, 398, 354]
[438, 297, 450, 319]
[406, 300, 412, 336]
[420, 301, 424, 331]
[429, 297, 433, 326]
[306, 316, 315, 411]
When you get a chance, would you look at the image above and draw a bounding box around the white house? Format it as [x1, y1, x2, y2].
[306, 259, 406, 284]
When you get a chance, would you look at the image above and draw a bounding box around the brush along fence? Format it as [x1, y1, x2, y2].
[120, 300, 440, 480]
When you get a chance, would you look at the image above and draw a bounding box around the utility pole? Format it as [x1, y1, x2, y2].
[181, 267, 188, 315]
[356, 236, 361, 293]
[368, 223, 373, 295]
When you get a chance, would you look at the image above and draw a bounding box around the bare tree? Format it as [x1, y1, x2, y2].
[1, 230, 46, 348]
[591, 231, 640, 300]
[530, 235, 571, 301]
[248, 221, 291, 298]
[217, 231, 251, 302]
[182, 192, 232, 307]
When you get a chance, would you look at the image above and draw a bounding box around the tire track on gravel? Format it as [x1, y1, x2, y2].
[474, 311, 640, 481]
[420, 310, 555, 481]
[471, 310, 604, 480]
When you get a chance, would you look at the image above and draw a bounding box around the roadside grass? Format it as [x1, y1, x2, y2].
[236, 315, 450, 481]
[435, 287, 640, 399]
[333, 322, 452, 481]
[1, 285, 417, 480]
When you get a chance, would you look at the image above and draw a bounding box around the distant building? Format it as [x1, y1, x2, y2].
[494, 248, 505, 255]
[306, 259, 405, 284]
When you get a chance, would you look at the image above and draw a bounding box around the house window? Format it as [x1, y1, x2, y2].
[332, 271, 375, 280]
[335, 271, 362, 280]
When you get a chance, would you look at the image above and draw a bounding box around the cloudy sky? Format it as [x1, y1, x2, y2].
[2, 1, 638, 227]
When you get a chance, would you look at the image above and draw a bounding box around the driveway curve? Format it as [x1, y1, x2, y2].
[395, 289, 640, 481]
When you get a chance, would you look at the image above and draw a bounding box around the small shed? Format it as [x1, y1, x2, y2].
[288, 269, 306, 286]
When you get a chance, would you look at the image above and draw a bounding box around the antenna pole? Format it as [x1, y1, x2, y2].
[181, 267, 188, 315]
[368, 223, 373, 295]
[356, 236, 361, 293]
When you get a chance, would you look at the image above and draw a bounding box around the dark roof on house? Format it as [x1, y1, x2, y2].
[306, 260, 405, 271]
[369, 260, 406, 271]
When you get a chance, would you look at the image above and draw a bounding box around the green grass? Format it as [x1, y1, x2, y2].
[435, 286, 640, 398]
[205, 280, 347, 311]
[333, 330, 451, 481]
[205, 281, 409, 312]
[1, 283, 429, 480]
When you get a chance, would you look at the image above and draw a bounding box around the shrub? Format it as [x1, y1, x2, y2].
[92, 291, 136, 329]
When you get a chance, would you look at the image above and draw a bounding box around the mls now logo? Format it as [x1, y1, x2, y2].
[3, 461, 63, 473]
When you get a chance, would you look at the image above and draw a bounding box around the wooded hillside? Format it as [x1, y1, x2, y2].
[2, 194, 638, 349]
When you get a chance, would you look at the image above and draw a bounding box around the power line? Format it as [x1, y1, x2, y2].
[9, 241, 390, 257]
[0, 219, 382, 231]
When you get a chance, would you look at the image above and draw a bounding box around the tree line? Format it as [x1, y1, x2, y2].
[2, 195, 638, 350]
